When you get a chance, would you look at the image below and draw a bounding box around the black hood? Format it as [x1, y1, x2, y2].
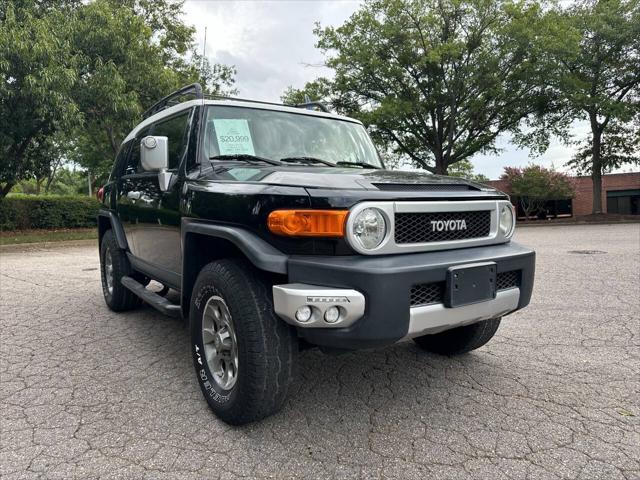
[205, 164, 494, 192]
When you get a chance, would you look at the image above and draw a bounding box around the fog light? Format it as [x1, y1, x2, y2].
[295, 305, 312, 323]
[324, 306, 340, 324]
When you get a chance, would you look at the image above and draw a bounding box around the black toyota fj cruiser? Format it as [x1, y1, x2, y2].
[98, 84, 535, 425]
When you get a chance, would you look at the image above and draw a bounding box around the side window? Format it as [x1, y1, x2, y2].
[124, 126, 151, 175]
[152, 111, 191, 170]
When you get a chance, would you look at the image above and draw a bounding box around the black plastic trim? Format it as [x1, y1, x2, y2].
[121, 276, 181, 317]
[181, 220, 288, 274]
[98, 210, 128, 250]
[286, 241, 535, 350]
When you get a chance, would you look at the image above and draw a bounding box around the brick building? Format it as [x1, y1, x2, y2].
[486, 172, 640, 217]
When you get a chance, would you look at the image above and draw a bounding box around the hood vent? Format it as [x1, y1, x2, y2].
[372, 183, 477, 192]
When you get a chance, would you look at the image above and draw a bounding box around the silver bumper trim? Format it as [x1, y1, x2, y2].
[406, 288, 520, 338]
[273, 283, 365, 328]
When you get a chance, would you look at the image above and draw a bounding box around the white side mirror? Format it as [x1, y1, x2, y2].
[140, 136, 168, 172]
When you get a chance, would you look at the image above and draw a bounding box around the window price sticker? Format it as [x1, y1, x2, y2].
[213, 119, 255, 156]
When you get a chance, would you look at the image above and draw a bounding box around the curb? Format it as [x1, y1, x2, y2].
[1, 221, 637, 252]
[0, 238, 97, 253]
[516, 220, 640, 228]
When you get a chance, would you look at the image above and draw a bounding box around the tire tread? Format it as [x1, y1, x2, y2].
[191, 259, 296, 425]
[100, 230, 141, 312]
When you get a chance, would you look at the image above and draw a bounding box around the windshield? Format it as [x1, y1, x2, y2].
[201, 105, 382, 167]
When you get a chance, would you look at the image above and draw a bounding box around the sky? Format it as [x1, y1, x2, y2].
[182, 0, 612, 180]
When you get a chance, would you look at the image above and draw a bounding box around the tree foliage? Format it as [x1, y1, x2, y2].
[568, 119, 640, 175]
[291, 0, 555, 175]
[447, 159, 490, 182]
[1, 0, 236, 197]
[500, 165, 575, 219]
[0, 3, 78, 197]
[70, 0, 235, 182]
[543, 0, 640, 213]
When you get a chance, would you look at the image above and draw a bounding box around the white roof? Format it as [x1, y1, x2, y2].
[123, 98, 362, 143]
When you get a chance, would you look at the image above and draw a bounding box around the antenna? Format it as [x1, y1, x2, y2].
[201, 26, 208, 72]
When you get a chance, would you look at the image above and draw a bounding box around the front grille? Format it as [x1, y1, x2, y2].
[496, 270, 520, 290]
[410, 270, 521, 307]
[373, 183, 475, 192]
[410, 282, 445, 307]
[395, 210, 491, 244]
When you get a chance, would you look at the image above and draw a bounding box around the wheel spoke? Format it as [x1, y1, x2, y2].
[104, 251, 114, 294]
[202, 327, 216, 344]
[205, 304, 219, 325]
[206, 346, 219, 365]
[218, 327, 231, 342]
[201, 295, 239, 391]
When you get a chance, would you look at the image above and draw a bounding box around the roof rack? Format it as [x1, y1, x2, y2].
[293, 101, 330, 113]
[205, 94, 331, 113]
[142, 83, 332, 119]
[142, 83, 204, 119]
[204, 94, 292, 109]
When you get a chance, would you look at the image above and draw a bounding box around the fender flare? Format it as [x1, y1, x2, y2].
[98, 210, 129, 251]
[181, 220, 288, 274]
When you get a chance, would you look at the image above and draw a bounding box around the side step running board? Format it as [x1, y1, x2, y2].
[120, 276, 181, 318]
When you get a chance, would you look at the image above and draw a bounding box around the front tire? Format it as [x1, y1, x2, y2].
[413, 318, 501, 355]
[190, 259, 297, 425]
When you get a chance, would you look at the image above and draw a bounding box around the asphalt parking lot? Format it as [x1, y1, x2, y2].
[1, 223, 639, 479]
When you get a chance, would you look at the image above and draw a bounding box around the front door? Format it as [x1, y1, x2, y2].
[118, 109, 193, 285]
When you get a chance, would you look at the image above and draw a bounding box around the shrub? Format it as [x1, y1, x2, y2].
[0, 195, 100, 231]
[500, 165, 575, 219]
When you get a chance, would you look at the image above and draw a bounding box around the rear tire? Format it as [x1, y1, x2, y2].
[190, 259, 297, 425]
[413, 318, 501, 355]
[100, 230, 141, 312]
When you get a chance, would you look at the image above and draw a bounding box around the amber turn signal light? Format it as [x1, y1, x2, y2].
[267, 210, 348, 237]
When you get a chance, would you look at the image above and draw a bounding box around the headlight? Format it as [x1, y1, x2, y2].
[499, 203, 515, 237]
[351, 207, 387, 250]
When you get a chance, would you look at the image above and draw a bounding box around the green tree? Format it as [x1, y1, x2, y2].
[568, 119, 640, 175]
[501, 165, 575, 219]
[1, 0, 236, 197]
[0, 3, 78, 197]
[293, 0, 554, 175]
[447, 159, 490, 182]
[544, 0, 640, 213]
[281, 79, 333, 108]
[70, 0, 235, 187]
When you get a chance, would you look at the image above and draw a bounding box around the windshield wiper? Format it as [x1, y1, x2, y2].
[209, 154, 281, 166]
[335, 161, 380, 169]
[279, 156, 336, 167]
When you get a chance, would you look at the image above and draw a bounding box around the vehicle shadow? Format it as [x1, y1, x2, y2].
[128, 301, 511, 437]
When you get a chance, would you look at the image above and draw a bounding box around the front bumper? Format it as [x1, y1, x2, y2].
[277, 241, 535, 350]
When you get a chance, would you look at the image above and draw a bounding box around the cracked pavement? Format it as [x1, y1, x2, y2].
[1, 224, 639, 479]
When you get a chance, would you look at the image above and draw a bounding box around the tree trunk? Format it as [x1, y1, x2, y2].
[0, 182, 16, 199]
[45, 158, 63, 194]
[520, 198, 531, 220]
[1, 134, 34, 199]
[106, 125, 119, 155]
[35, 177, 44, 195]
[435, 163, 448, 175]
[590, 126, 603, 214]
[433, 151, 448, 175]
